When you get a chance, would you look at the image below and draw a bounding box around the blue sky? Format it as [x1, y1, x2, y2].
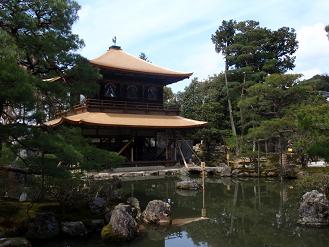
[73, 0, 329, 92]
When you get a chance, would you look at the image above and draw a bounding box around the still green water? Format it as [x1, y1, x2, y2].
[37, 177, 329, 247]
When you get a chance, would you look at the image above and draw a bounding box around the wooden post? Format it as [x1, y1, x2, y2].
[201, 161, 206, 218]
[174, 140, 177, 161]
[130, 143, 134, 163]
[165, 130, 169, 160]
[257, 141, 260, 177]
[178, 142, 188, 168]
[165, 138, 169, 160]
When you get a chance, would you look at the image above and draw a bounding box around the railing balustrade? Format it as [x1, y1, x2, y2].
[70, 98, 180, 114]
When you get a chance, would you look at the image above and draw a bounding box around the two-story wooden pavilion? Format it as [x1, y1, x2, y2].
[45, 46, 207, 166]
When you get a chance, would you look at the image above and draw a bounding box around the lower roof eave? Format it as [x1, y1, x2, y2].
[43, 111, 207, 129]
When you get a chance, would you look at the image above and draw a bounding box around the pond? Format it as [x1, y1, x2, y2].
[35, 176, 329, 247]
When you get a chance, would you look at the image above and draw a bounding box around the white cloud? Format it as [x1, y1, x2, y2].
[183, 42, 223, 79]
[294, 23, 329, 78]
[299, 68, 323, 80]
[73, 0, 329, 89]
[73, 0, 221, 57]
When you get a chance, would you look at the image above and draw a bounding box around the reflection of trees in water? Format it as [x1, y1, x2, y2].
[122, 178, 329, 247]
[181, 179, 327, 247]
[0, 171, 29, 199]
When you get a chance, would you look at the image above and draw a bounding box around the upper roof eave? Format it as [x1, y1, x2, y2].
[89, 47, 193, 81]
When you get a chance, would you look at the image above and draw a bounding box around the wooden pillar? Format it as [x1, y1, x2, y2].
[174, 139, 177, 161]
[165, 130, 169, 160]
[130, 138, 134, 162]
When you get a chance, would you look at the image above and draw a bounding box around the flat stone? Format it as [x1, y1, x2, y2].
[61, 221, 87, 237]
[267, 171, 277, 177]
[0, 237, 31, 247]
[176, 180, 200, 190]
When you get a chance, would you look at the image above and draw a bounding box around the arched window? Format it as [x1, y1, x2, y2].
[104, 83, 116, 98]
[127, 85, 138, 99]
[147, 86, 158, 100]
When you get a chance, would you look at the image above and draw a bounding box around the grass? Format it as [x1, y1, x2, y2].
[302, 166, 329, 175]
[0, 200, 60, 229]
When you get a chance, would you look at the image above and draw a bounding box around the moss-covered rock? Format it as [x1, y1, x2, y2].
[101, 223, 113, 240]
[101, 204, 137, 241]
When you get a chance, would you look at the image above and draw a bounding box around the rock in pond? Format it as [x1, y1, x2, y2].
[25, 212, 59, 240]
[176, 180, 200, 190]
[61, 221, 87, 237]
[0, 237, 31, 247]
[101, 204, 137, 241]
[298, 190, 329, 227]
[142, 200, 171, 225]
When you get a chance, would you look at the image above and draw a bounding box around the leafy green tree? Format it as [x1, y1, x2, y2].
[177, 76, 229, 143]
[0, 0, 100, 121]
[0, 30, 37, 152]
[211, 20, 298, 150]
[211, 20, 237, 138]
[293, 103, 329, 164]
[242, 74, 327, 164]
[163, 86, 176, 106]
[0, 0, 122, 181]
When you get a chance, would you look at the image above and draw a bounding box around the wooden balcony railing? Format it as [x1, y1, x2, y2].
[72, 99, 180, 115]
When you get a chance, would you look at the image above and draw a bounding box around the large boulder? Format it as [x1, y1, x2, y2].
[176, 180, 200, 190]
[25, 212, 59, 240]
[142, 200, 171, 225]
[298, 190, 329, 227]
[61, 221, 87, 237]
[0, 237, 31, 247]
[101, 204, 137, 241]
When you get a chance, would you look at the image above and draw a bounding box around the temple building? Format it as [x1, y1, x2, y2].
[45, 45, 207, 166]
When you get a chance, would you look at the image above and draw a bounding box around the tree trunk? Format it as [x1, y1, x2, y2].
[239, 72, 246, 136]
[40, 151, 45, 200]
[224, 61, 237, 138]
[0, 102, 4, 156]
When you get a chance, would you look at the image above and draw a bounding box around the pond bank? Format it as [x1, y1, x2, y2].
[86, 167, 181, 180]
[86, 165, 282, 180]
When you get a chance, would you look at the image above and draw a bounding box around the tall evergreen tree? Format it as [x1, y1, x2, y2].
[211, 20, 298, 151]
[0, 1, 123, 178]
